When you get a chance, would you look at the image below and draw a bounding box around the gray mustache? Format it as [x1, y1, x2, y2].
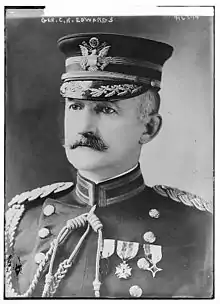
[65, 133, 108, 152]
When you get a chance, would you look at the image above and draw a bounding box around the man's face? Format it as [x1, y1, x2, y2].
[64, 96, 147, 172]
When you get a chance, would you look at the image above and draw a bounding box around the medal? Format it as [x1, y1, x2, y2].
[115, 241, 139, 279]
[143, 244, 163, 278]
[100, 239, 116, 278]
[101, 239, 115, 259]
[115, 262, 132, 279]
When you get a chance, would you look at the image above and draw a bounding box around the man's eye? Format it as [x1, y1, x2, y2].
[98, 107, 117, 115]
[68, 103, 84, 111]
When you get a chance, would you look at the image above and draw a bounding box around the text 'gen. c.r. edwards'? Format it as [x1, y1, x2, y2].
[41, 17, 114, 24]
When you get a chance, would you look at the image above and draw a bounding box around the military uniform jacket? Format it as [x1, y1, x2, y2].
[5, 165, 213, 298]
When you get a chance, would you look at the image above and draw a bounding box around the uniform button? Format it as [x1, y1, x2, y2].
[129, 285, 143, 297]
[143, 231, 156, 243]
[43, 204, 55, 216]
[34, 252, 46, 264]
[149, 208, 160, 219]
[137, 258, 150, 270]
[151, 80, 156, 87]
[38, 227, 50, 239]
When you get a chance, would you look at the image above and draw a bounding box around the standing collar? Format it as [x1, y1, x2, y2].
[90, 163, 138, 184]
[75, 163, 145, 207]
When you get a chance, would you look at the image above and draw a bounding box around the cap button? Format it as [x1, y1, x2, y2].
[34, 252, 46, 264]
[43, 204, 55, 216]
[129, 285, 143, 297]
[143, 231, 156, 243]
[38, 227, 50, 239]
[151, 80, 156, 87]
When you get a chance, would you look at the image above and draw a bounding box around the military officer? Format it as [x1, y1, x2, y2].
[5, 33, 213, 298]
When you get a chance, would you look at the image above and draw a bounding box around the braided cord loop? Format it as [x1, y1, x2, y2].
[5, 181, 104, 298]
[44, 224, 91, 297]
[42, 221, 90, 297]
[41, 205, 104, 298]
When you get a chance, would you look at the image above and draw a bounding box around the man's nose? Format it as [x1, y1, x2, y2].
[79, 107, 98, 133]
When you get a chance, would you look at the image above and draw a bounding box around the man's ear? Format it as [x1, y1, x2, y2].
[139, 114, 162, 144]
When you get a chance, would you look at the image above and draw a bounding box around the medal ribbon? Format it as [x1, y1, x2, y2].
[143, 244, 162, 264]
[117, 241, 139, 261]
[102, 239, 115, 259]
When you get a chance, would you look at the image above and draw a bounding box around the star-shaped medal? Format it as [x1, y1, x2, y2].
[115, 262, 132, 279]
[148, 264, 162, 278]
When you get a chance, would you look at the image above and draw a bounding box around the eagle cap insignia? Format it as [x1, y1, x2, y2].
[79, 37, 111, 71]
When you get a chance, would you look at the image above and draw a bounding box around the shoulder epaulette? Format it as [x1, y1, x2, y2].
[5, 181, 74, 297]
[153, 185, 213, 214]
[8, 182, 74, 208]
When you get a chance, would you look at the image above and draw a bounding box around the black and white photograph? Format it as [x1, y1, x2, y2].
[5, 6, 214, 298]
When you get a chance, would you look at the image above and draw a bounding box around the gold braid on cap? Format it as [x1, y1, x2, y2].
[153, 185, 213, 213]
[60, 81, 143, 99]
